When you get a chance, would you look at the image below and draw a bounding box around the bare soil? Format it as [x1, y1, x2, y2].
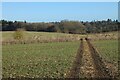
[67, 38, 118, 79]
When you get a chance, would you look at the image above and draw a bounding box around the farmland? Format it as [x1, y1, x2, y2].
[2, 41, 80, 78]
[1, 31, 118, 43]
[1, 31, 85, 42]
[2, 31, 118, 79]
[1, 2, 119, 79]
[93, 40, 118, 63]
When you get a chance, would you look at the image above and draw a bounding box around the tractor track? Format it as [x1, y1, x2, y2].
[80, 39, 98, 78]
[67, 38, 117, 79]
[86, 38, 114, 79]
[67, 39, 83, 78]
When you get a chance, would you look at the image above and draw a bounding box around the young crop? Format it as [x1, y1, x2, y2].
[2, 41, 80, 78]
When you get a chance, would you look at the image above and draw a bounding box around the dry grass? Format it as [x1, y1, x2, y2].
[87, 31, 118, 40]
[2, 31, 85, 45]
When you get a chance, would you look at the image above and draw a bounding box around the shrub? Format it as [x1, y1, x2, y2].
[13, 28, 25, 40]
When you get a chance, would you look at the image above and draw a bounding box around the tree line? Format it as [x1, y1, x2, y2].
[0, 19, 119, 34]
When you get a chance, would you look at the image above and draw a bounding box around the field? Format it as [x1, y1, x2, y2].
[2, 31, 118, 78]
[87, 31, 118, 40]
[91, 40, 118, 77]
[93, 40, 118, 64]
[2, 31, 74, 40]
[1, 31, 85, 43]
[2, 41, 80, 78]
[1, 31, 118, 42]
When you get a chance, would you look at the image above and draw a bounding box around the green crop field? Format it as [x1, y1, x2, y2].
[2, 31, 118, 78]
[2, 41, 80, 78]
[93, 40, 118, 64]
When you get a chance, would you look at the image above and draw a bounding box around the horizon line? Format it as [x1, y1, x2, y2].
[1, 19, 118, 23]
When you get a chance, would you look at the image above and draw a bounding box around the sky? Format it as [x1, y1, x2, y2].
[2, 2, 118, 22]
[2, 0, 119, 2]
[118, 2, 120, 22]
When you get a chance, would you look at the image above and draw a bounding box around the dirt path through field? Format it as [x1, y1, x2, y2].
[80, 39, 97, 78]
[67, 38, 115, 79]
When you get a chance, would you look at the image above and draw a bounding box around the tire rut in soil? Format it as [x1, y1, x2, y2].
[67, 39, 83, 78]
[67, 38, 117, 79]
[80, 39, 97, 78]
[86, 38, 114, 79]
